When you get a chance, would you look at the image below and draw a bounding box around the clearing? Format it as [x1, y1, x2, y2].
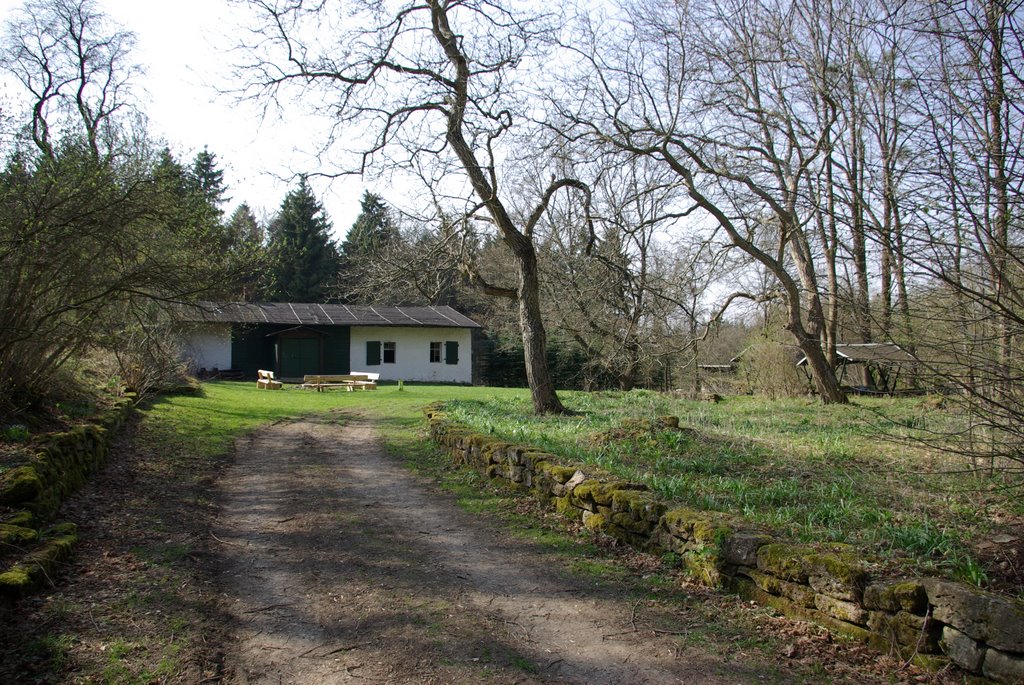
[0, 385, 967, 683]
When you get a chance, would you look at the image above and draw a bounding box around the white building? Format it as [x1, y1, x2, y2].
[178, 302, 481, 384]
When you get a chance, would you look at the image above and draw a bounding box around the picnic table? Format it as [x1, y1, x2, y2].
[301, 373, 379, 391]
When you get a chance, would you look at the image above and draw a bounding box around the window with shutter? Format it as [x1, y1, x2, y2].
[366, 341, 381, 365]
[445, 341, 459, 365]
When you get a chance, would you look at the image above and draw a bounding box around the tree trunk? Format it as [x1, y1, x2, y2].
[514, 247, 566, 414]
[790, 321, 848, 404]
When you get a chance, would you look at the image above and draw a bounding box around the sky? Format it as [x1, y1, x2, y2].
[0, 0, 370, 239]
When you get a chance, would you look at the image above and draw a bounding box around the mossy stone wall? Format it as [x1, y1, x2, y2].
[0, 397, 134, 599]
[426, 407, 1024, 684]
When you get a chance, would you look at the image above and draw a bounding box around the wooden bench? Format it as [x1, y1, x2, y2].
[348, 372, 380, 391]
[256, 369, 282, 389]
[301, 374, 378, 391]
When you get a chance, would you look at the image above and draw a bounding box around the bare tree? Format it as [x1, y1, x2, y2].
[3, 0, 141, 159]
[236, 0, 596, 413]
[536, 158, 709, 390]
[559, 0, 849, 402]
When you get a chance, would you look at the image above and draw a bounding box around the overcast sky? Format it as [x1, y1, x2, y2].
[0, 0, 369, 239]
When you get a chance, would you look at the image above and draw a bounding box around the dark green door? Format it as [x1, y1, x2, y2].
[280, 337, 320, 378]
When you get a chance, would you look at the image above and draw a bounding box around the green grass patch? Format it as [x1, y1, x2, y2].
[139, 382, 1015, 588]
[442, 391, 1014, 586]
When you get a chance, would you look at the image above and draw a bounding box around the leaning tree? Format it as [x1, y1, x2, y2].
[237, 0, 592, 413]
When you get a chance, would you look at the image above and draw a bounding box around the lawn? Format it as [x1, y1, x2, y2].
[144, 382, 1019, 593]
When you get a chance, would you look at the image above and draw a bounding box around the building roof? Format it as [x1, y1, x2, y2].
[797, 343, 915, 366]
[180, 301, 482, 328]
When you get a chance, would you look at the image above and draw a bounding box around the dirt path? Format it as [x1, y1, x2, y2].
[212, 417, 784, 684]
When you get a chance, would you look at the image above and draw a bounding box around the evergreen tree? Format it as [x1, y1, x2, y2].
[265, 177, 340, 302]
[226, 202, 263, 249]
[341, 191, 398, 258]
[189, 146, 228, 210]
[338, 191, 399, 302]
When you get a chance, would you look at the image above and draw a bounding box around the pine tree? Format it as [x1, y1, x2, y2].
[265, 177, 340, 302]
[226, 202, 262, 249]
[341, 191, 398, 259]
[338, 191, 398, 302]
[190, 147, 228, 211]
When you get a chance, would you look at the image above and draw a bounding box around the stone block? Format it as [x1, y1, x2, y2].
[925, 578, 1024, 651]
[720, 533, 774, 567]
[756, 543, 809, 583]
[804, 546, 868, 602]
[582, 510, 607, 533]
[0, 466, 43, 505]
[983, 648, 1024, 684]
[940, 625, 986, 673]
[610, 512, 654, 537]
[0, 524, 38, 546]
[815, 594, 868, 625]
[863, 580, 928, 615]
[867, 611, 941, 653]
[988, 595, 1024, 653]
[779, 580, 818, 609]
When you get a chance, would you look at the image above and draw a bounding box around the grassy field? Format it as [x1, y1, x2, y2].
[142, 381, 1022, 593]
[442, 390, 1023, 590]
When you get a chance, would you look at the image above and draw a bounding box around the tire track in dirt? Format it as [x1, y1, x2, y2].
[212, 417, 785, 684]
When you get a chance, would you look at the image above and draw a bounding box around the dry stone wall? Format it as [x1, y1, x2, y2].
[426, 407, 1024, 683]
[0, 397, 134, 598]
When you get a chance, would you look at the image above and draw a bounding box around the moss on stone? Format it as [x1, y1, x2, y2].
[692, 519, 731, 544]
[0, 524, 38, 546]
[545, 465, 579, 484]
[0, 566, 33, 593]
[554, 496, 581, 520]
[610, 512, 655, 536]
[583, 511, 608, 533]
[0, 466, 43, 505]
[756, 543, 811, 582]
[684, 551, 722, 587]
[660, 507, 703, 538]
[3, 510, 34, 528]
[864, 580, 928, 615]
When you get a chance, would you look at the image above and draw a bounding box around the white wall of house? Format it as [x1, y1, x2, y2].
[349, 326, 473, 383]
[180, 323, 232, 373]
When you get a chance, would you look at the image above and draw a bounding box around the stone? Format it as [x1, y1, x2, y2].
[720, 533, 774, 567]
[863, 580, 928, 615]
[778, 580, 817, 609]
[983, 648, 1024, 684]
[610, 512, 654, 537]
[582, 510, 607, 533]
[0, 524, 38, 546]
[804, 546, 868, 602]
[0, 466, 43, 505]
[924, 578, 1024, 651]
[867, 611, 941, 653]
[815, 594, 868, 625]
[756, 543, 810, 583]
[940, 625, 986, 673]
[987, 594, 1024, 653]
[564, 470, 587, 490]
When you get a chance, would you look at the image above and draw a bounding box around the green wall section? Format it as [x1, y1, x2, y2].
[231, 325, 351, 377]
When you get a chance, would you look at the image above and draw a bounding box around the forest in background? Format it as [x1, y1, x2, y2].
[0, 0, 1021, 480]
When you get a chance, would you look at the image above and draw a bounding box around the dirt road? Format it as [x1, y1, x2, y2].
[212, 417, 788, 684]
